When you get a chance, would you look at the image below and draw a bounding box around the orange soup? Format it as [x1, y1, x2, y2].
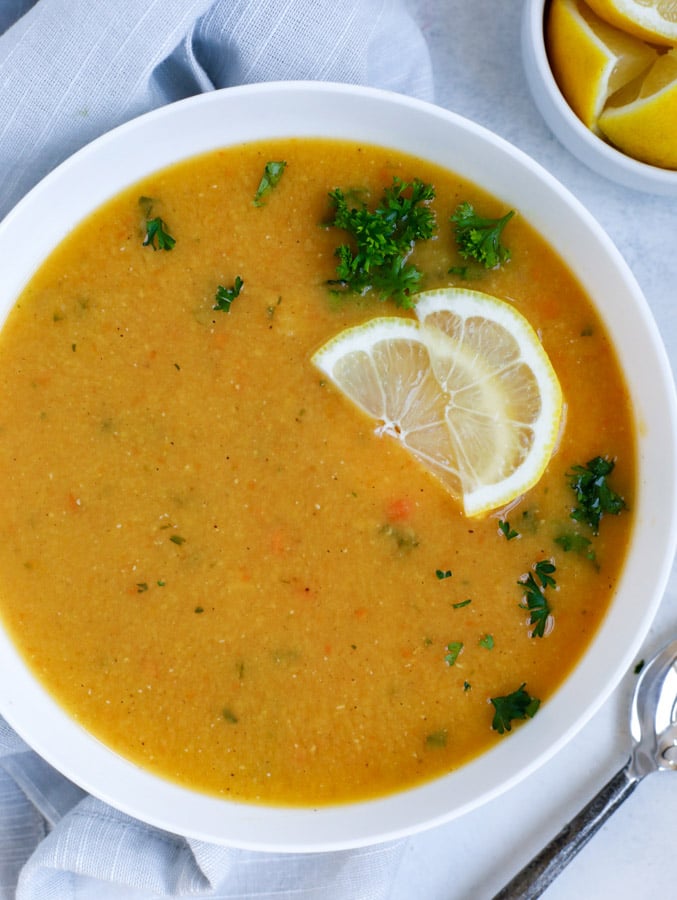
[0, 139, 634, 805]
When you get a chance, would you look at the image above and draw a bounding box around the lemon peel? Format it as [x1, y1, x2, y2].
[547, 0, 658, 131]
[585, 0, 677, 46]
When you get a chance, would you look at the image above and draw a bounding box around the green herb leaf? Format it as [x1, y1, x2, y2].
[519, 560, 556, 638]
[444, 641, 464, 666]
[498, 519, 519, 540]
[566, 456, 626, 534]
[490, 683, 540, 734]
[327, 176, 436, 307]
[425, 729, 448, 748]
[451, 202, 514, 269]
[479, 634, 495, 650]
[214, 277, 244, 313]
[452, 598, 472, 609]
[436, 568, 452, 580]
[554, 531, 595, 560]
[254, 160, 287, 206]
[143, 216, 176, 251]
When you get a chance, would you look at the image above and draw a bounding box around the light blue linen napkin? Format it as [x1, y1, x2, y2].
[0, 0, 433, 897]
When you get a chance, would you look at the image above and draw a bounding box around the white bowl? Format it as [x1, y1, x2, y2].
[0, 81, 676, 851]
[521, 0, 677, 196]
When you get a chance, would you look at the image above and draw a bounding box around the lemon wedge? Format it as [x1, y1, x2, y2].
[311, 288, 563, 517]
[547, 0, 659, 131]
[598, 48, 677, 167]
[585, 0, 677, 46]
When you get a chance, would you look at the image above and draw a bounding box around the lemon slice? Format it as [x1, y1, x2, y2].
[598, 48, 677, 167]
[311, 289, 563, 517]
[585, 0, 677, 46]
[546, 0, 658, 131]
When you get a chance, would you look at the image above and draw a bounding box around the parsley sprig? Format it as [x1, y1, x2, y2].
[519, 559, 556, 638]
[490, 683, 540, 734]
[451, 201, 514, 269]
[214, 277, 244, 312]
[566, 456, 626, 534]
[143, 216, 176, 251]
[254, 160, 287, 206]
[327, 177, 436, 307]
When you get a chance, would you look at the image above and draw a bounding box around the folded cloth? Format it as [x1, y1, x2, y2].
[0, 0, 432, 896]
[0, 0, 433, 221]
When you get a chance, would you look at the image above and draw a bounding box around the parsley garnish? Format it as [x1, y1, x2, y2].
[214, 277, 244, 313]
[143, 216, 176, 251]
[566, 456, 626, 534]
[327, 177, 436, 307]
[451, 201, 514, 269]
[490, 683, 540, 734]
[444, 641, 463, 666]
[452, 598, 472, 609]
[436, 568, 452, 580]
[479, 634, 495, 650]
[254, 160, 287, 206]
[519, 560, 556, 638]
[554, 531, 596, 562]
[498, 519, 519, 540]
[425, 729, 448, 748]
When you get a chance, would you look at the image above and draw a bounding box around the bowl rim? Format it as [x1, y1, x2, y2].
[0, 79, 676, 851]
[521, 0, 677, 196]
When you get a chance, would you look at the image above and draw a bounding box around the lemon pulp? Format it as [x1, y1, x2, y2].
[311, 288, 563, 518]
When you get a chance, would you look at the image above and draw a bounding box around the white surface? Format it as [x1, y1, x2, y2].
[393, 1, 677, 897]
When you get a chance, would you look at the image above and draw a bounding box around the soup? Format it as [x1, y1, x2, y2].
[0, 139, 634, 806]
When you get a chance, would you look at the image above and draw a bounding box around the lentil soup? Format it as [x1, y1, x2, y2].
[0, 139, 634, 806]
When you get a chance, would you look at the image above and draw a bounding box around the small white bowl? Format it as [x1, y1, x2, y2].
[0, 81, 676, 852]
[521, 0, 677, 196]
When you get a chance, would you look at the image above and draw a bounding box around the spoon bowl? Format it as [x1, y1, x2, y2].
[631, 639, 677, 778]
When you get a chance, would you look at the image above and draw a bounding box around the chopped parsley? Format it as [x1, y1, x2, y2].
[425, 729, 448, 748]
[490, 683, 540, 734]
[214, 277, 244, 312]
[451, 201, 514, 269]
[452, 598, 472, 609]
[498, 519, 519, 540]
[479, 634, 495, 650]
[566, 456, 626, 534]
[444, 641, 463, 666]
[519, 559, 556, 638]
[254, 160, 287, 206]
[327, 176, 436, 307]
[554, 530, 596, 562]
[143, 216, 176, 251]
[436, 568, 452, 580]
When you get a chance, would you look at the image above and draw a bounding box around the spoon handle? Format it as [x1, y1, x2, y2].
[492, 762, 639, 899]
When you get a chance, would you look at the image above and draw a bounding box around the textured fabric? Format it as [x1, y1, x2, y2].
[0, 0, 431, 895]
[0, 0, 433, 220]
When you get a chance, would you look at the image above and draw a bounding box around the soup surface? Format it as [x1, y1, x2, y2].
[0, 139, 634, 805]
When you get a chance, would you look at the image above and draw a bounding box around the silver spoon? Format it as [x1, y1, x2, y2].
[493, 637, 677, 899]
